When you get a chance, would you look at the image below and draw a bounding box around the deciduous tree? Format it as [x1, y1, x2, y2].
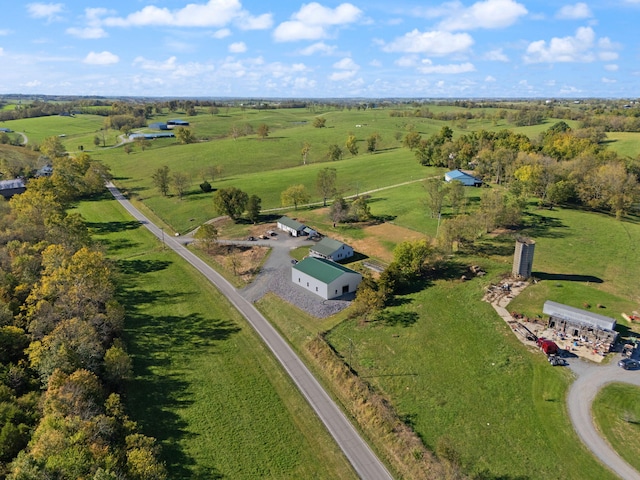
[313, 117, 326, 128]
[152, 166, 171, 196]
[281, 184, 310, 211]
[316, 168, 337, 207]
[212, 187, 248, 221]
[257, 123, 269, 139]
[175, 127, 195, 144]
[171, 172, 190, 199]
[328, 144, 343, 162]
[246, 195, 262, 224]
[346, 134, 358, 156]
[194, 224, 218, 253]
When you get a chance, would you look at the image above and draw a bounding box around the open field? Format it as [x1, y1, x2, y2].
[12, 104, 640, 478]
[592, 383, 640, 472]
[603, 132, 640, 159]
[74, 195, 357, 480]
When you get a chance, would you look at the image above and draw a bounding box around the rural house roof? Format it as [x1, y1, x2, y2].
[311, 237, 348, 257]
[0, 179, 25, 190]
[445, 169, 482, 183]
[543, 300, 617, 331]
[293, 257, 358, 284]
[278, 216, 305, 231]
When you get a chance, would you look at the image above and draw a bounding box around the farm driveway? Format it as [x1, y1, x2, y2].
[106, 182, 393, 480]
[487, 283, 640, 480]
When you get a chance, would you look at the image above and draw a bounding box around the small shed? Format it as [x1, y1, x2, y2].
[543, 300, 618, 349]
[0, 127, 12, 133]
[292, 257, 362, 300]
[309, 237, 354, 262]
[444, 169, 483, 187]
[0, 179, 26, 199]
[277, 216, 306, 237]
[148, 122, 169, 130]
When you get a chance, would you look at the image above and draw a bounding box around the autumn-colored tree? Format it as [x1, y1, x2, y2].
[175, 127, 195, 144]
[346, 134, 359, 156]
[194, 223, 219, 253]
[301, 141, 311, 165]
[281, 184, 310, 211]
[313, 117, 326, 128]
[257, 123, 270, 139]
[246, 195, 262, 224]
[171, 172, 190, 199]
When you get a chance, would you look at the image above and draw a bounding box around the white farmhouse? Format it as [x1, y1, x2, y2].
[309, 237, 354, 262]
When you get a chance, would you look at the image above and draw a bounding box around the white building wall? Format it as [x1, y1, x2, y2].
[292, 269, 330, 299]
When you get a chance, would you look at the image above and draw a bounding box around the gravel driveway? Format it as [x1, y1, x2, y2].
[238, 235, 354, 318]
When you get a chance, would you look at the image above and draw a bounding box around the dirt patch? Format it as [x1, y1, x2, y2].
[349, 223, 426, 263]
[208, 244, 269, 284]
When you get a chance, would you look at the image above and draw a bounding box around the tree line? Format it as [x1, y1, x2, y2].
[0, 138, 166, 479]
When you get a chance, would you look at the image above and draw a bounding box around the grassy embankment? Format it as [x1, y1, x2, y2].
[75, 196, 357, 480]
[592, 383, 640, 472]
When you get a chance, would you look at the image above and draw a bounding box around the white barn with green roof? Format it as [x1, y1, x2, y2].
[277, 216, 306, 237]
[309, 237, 354, 262]
[292, 257, 362, 300]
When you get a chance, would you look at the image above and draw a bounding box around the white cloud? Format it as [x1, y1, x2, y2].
[66, 27, 108, 39]
[213, 29, 231, 39]
[524, 26, 596, 63]
[329, 56, 359, 81]
[236, 13, 273, 30]
[432, 0, 527, 31]
[395, 55, 419, 67]
[83, 51, 119, 65]
[485, 75, 496, 82]
[382, 29, 473, 55]
[298, 42, 337, 56]
[133, 56, 178, 71]
[556, 3, 592, 19]
[484, 48, 509, 62]
[229, 42, 247, 53]
[0, 30, 11, 36]
[418, 59, 475, 74]
[333, 57, 358, 70]
[329, 70, 357, 81]
[26, 3, 64, 22]
[604, 64, 619, 71]
[369, 59, 382, 67]
[601, 77, 616, 84]
[0, 47, 4, 56]
[23, 80, 42, 88]
[104, 0, 271, 29]
[273, 2, 362, 42]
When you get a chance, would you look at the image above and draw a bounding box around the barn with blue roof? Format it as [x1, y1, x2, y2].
[444, 169, 483, 187]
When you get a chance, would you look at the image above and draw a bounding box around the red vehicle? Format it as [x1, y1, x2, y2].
[537, 338, 559, 355]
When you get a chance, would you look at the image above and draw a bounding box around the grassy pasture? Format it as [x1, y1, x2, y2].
[592, 383, 640, 472]
[602, 132, 640, 159]
[2, 114, 117, 147]
[74, 196, 357, 480]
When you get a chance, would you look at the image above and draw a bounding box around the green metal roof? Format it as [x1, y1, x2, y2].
[310, 237, 346, 256]
[293, 257, 358, 283]
[278, 216, 305, 230]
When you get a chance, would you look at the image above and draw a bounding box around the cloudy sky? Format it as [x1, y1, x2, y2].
[1, 1, 638, 98]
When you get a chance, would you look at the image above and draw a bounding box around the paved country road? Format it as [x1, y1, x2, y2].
[106, 182, 393, 480]
[568, 356, 640, 480]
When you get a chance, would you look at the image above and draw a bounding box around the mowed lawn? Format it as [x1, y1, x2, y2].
[325, 265, 615, 480]
[593, 383, 640, 472]
[75, 196, 357, 479]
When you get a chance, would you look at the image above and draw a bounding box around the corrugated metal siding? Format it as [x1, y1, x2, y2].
[543, 300, 616, 331]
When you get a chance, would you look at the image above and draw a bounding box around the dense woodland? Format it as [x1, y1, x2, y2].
[0, 145, 166, 478]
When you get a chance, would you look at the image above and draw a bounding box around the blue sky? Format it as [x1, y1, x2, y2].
[1, 1, 638, 98]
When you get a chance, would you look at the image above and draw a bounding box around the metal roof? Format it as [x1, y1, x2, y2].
[311, 237, 347, 257]
[293, 257, 359, 284]
[277, 216, 305, 231]
[543, 300, 616, 331]
[0, 179, 25, 190]
[444, 169, 481, 183]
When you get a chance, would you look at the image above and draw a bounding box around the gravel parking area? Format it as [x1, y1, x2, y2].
[239, 236, 354, 318]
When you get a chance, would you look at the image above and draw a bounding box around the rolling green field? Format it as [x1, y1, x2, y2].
[592, 383, 640, 472]
[75, 196, 357, 480]
[12, 104, 640, 478]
